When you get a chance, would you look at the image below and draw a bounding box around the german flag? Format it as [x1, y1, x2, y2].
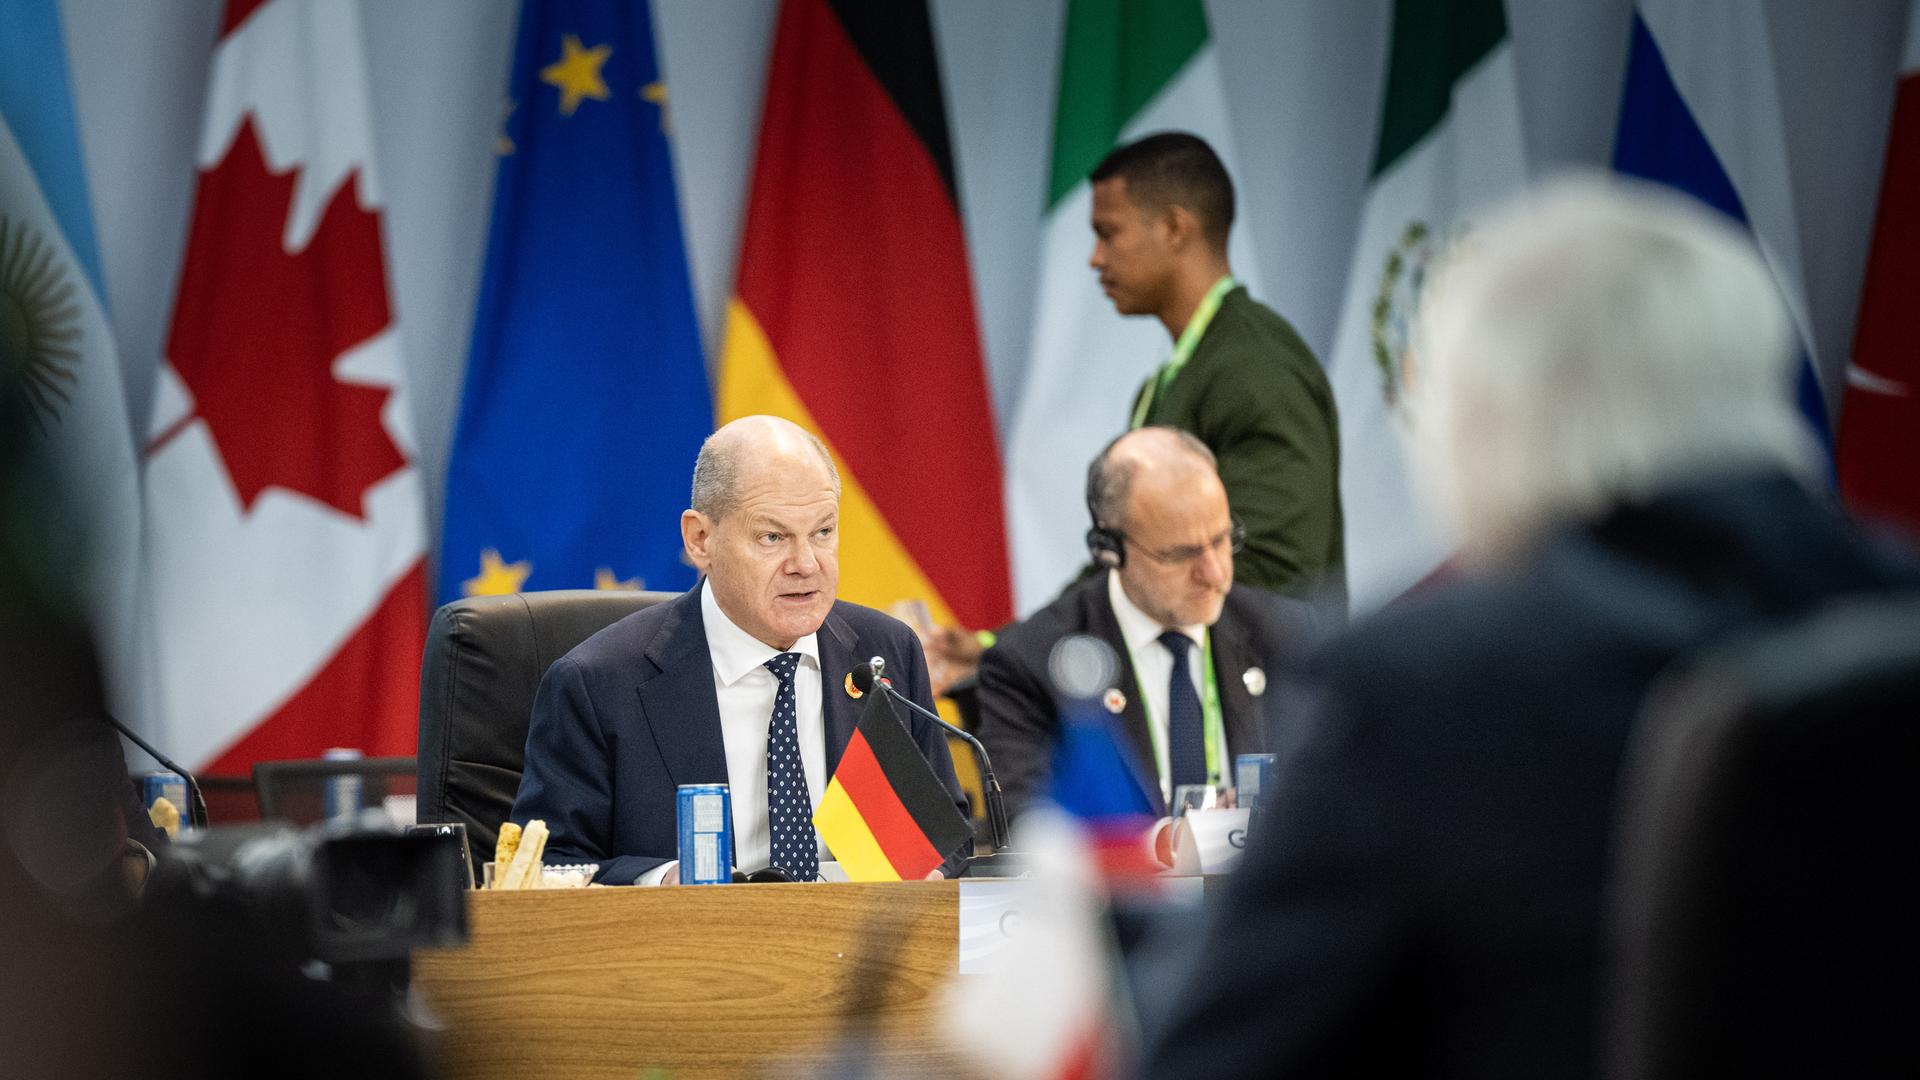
[717, 0, 1012, 631]
[815, 689, 974, 881]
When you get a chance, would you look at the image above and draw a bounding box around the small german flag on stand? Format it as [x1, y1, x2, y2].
[815, 690, 973, 881]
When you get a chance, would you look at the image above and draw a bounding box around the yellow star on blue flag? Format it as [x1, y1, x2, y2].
[439, 0, 711, 606]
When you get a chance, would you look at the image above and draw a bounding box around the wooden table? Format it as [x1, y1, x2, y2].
[413, 881, 966, 1079]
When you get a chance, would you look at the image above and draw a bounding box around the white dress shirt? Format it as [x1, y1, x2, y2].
[701, 580, 826, 873]
[1107, 571, 1227, 804]
[640, 583, 829, 885]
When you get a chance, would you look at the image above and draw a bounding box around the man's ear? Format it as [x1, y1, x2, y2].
[1163, 203, 1202, 252]
[681, 509, 714, 573]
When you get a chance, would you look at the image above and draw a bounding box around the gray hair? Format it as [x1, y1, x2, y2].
[689, 423, 841, 520]
[1408, 174, 1818, 558]
[1086, 426, 1217, 530]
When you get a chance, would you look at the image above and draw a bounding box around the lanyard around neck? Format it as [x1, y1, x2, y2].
[1130, 274, 1237, 430]
[1130, 629, 1227, 792]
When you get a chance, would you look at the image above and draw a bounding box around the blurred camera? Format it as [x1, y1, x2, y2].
[155, 818, 467, 975]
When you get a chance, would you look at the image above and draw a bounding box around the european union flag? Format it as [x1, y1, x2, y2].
[439, 0, 713, 604]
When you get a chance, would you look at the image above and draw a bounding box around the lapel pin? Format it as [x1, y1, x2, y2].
[1243, 667, 1267, 697]
[1103, 687, 1127, 714]
[845, 671, 890, 698]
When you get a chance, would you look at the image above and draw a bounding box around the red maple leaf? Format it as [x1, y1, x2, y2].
[164, 116, 404, 520]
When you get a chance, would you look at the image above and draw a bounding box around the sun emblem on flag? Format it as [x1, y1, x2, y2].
[0, 215, 81, 436]
[1369, 219, 1458, 413]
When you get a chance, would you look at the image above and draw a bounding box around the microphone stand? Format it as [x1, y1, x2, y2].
[864, 658, 1021, 878]
[102, 714, 210, 829]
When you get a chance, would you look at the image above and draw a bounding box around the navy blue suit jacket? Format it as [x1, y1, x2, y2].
[975, 571, 1317, 817]
[510, 585, 968, 883]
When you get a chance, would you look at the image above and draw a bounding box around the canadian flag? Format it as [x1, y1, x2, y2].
[139, 0, 425, 775]
[1837, 2, 1920, 538]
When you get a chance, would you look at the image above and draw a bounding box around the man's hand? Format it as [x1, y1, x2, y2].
[925, 624, 985, 698]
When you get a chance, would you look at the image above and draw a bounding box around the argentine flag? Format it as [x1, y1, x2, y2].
[0, 1, 142, 714]
[1613, 0, 1833, 455]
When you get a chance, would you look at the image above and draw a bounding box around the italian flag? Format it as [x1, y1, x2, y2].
[1324, 0, 1527, 612]
[1002, 0, 1262, 612]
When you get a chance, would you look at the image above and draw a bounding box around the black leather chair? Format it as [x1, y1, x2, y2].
[416, 589, 676, 869]
[1604, 596, 1920, 1079]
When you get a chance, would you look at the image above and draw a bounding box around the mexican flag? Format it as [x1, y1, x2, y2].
[1325, 0, 1527, 612]
[1002, 0, 1262, 613]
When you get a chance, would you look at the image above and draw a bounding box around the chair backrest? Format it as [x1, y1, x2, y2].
[252, 755, 417, 826]
[1604, 596, 1920, 1079]
[416, 589, 676, 869]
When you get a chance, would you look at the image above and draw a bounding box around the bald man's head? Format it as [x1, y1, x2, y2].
[1087, 427, 1235, 628]
[1087, 426, 1218, 533]
[682, 415, 843, 650]
[690, 415, 840, 522]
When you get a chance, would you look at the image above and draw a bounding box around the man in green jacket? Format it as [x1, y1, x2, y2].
[1090, 132, 1345, 618]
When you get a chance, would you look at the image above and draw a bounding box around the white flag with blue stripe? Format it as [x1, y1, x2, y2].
[0, 2, 142, 715]
[1612, 0, 1832, 452]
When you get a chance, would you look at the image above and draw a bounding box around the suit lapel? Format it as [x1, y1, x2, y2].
[1210, 603, 1263, 757]
[636, 587, 729, 787]
[816, 606, 861, 774]
[1087, 577, 1168, 815]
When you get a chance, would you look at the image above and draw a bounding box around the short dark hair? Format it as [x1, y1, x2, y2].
[1089, 131, 1234, 251]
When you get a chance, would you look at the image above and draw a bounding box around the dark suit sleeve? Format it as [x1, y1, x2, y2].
[1139, 687, 1418, 1076]
[510, 655, 666, 885]
[1199, 339, 1340, 600]
[973, 636, 1059, 818]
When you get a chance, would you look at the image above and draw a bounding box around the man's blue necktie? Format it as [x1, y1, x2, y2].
[1160, 631, 1208, 790]
[763, 652, 818, 881]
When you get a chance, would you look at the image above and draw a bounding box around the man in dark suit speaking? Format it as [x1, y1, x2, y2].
[974, 427, 1312, 820]
[509, 415, 965, 885]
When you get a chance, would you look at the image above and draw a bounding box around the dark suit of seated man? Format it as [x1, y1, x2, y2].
[510, 415, 967, 885]
[975, 427, 1314, 820]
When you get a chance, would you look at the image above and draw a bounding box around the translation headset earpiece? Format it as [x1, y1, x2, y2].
[1085, 457, 1126, 569]
[1085, 517, 1125, 568]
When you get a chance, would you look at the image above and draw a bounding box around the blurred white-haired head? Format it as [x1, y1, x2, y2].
[1407, 174, 1820, 563]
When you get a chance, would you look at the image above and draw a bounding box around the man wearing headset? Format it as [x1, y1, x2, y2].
[973, 427, 1315, 818]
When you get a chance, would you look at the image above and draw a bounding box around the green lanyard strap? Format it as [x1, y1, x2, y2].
[1132, 630, 1228, 792]
[1130, 274, 1237, 429]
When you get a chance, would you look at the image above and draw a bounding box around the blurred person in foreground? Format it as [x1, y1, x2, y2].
[510, 415, 965, 884]
[974, 427, 1314, 826]
[1, 385, 428, 1079]
[1138, 176, 1920, 1078]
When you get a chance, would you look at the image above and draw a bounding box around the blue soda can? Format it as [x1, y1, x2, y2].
[1235, 753, 1278, 812]
[676, 783, 733, 885]
[141, 771, 189, 828]
[323, 747, 364, 824]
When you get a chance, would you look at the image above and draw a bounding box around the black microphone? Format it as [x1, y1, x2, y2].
[102, 714, 210, 829]
[853, 657, 1017, 874]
